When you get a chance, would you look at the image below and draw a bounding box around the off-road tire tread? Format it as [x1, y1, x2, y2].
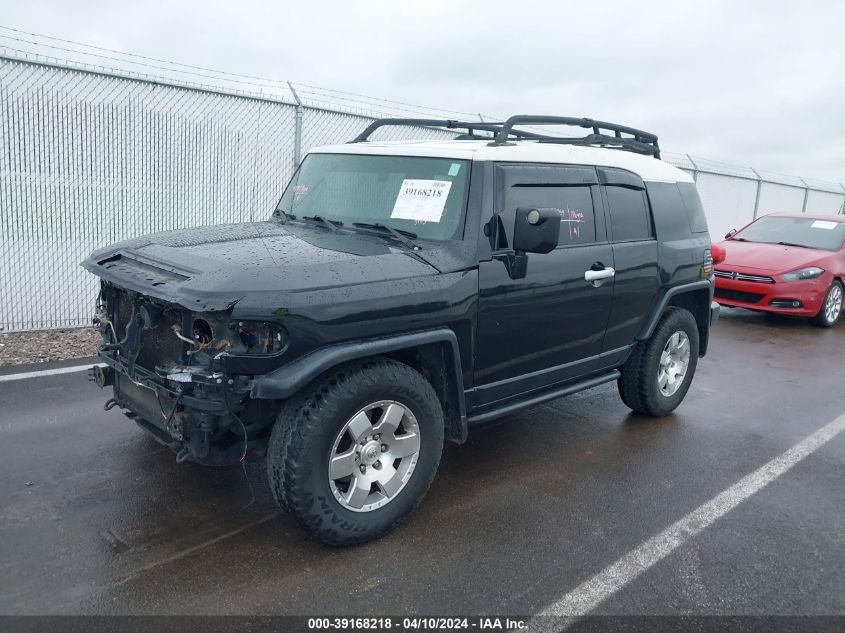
[618, 339, 646, 412]
[618, 307, 699, 417]
[267, 358, 443, 546]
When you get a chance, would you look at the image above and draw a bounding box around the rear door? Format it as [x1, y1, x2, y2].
[599, 167, 660, 351]
[473, 164, 615, 408]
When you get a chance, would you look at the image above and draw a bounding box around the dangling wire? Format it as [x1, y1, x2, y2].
[224, 383, 254, 509]
[157, 388, 184, 423]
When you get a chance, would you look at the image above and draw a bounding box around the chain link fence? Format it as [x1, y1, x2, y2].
[2, 55, 844, 332]
[662, 154, 845, 240]
[0, 56, 457, 331]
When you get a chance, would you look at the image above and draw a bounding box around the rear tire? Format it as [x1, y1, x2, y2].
[267, 358, 444, 546]
[810, 280, 843, 328]
[618, 307, 700, 417]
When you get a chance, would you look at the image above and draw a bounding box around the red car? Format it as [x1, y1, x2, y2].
[714, 213, 845, 327]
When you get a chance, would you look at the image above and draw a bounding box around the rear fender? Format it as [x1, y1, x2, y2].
[637, 280, 715, 356]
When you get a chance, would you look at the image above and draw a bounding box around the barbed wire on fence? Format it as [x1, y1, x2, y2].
[1, 46, 844, 332]
[3, 23, 843, 184]
[0, 24, 596, 142]
[0, 23, 496, 120]
[0, 26, 505, 124]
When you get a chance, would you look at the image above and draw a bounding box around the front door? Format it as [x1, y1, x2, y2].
[473, 164, 615, 409]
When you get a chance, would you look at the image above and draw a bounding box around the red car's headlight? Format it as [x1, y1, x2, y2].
[780, 267, 824, 282]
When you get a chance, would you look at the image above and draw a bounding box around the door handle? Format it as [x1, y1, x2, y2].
[584, 267, 615, 282]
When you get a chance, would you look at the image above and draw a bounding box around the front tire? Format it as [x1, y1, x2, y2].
[618, 307, 700, 417]
[810, 280, 843, 328]
[267, 358, 444, 546]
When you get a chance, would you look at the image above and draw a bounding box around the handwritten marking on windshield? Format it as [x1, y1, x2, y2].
[292, 184, 309, 201]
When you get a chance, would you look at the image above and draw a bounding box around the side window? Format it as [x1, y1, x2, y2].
[645, 182, 688, 240]
[504, 185, 597, 246]
[677, 183, 709, 234]
[645, 182, 708, 239]
[605, 186, 653, 241]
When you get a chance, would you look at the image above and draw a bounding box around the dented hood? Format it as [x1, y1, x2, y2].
[81, 221, 439, 311]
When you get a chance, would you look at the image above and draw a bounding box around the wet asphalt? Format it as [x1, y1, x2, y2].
[0, 309, 843, 617]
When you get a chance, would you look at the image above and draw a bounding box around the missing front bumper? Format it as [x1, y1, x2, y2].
[92, 350, 251, 465]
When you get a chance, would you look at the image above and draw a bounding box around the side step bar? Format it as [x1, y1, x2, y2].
[467, 371, 620, 425]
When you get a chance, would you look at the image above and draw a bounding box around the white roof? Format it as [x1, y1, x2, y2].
[308, 139, 693, 184]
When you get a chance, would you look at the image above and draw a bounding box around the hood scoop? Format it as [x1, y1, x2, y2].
[98, 254, 189, 289]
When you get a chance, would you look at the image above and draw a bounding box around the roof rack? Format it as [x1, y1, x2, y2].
[490, 115, 660, 158]
[348, 115, 660, 158]
[349, 118, 548, 143]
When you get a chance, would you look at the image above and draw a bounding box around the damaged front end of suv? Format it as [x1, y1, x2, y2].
[81, 213, 445, 469]
[85, 248, 287, 466]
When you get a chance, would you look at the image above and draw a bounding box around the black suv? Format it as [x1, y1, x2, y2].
[84, 116, 719, 545]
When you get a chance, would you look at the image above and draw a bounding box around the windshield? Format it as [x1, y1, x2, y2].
[732, 215, 845, 251]
[275, 153, 471, 241]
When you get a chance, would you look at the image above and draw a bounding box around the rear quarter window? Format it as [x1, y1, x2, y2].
[645, 182, 709, 240]
[678, 183, 709, 234]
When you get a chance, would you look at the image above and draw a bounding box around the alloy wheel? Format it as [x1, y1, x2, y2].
[328, 400, 421, 512]
[658, 331, 690, 397]
[824, 285, 842, 324]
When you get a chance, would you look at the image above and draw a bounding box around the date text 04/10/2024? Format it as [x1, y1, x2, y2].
[306, 617, 527, 630]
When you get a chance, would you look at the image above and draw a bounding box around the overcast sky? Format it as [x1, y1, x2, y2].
[2, 0, 843, 183]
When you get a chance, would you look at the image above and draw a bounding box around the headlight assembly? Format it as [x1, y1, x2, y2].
[780, 267, 824, 282]
[231, 321, 288, 354]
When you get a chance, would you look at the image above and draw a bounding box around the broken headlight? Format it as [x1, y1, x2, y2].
[230, 321, 288, 354]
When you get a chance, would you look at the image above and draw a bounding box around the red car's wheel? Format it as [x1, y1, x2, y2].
[811, 281, 843, 328]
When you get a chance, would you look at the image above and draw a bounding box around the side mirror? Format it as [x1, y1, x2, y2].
[512, 208, 560, 254]
[725, 229, 737, 239]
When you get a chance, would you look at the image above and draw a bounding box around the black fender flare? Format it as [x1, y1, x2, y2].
[636, 279, 714, 341]
[250, 328, 467, 440]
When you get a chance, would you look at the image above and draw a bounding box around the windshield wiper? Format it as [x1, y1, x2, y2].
[352, 222, 420, 250]
[301, 215, 342, 232]
[730, 236, 752, 242]
[275, 210, 296, 223]
[776, 241, 811, 249]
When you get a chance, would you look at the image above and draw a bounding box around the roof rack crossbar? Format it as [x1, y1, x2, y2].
[349, 118, 552, 143]
[534, 133, 659, 156]
[347, 115, 660, 159]
[489, 115, 660, 158]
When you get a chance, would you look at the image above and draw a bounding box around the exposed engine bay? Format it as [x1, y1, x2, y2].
[91, 281, 282, 465]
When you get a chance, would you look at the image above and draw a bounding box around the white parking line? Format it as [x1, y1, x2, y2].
[0, 363, 103, 383]
[539, 412, 845, 617]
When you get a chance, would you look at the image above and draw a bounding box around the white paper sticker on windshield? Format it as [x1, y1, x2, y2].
[391, 179, 452, 222]
[811, 220, 837, 230]
[448, 163, 461, 177]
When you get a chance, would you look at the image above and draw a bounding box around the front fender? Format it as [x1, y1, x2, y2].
[250, 328, 466, 420]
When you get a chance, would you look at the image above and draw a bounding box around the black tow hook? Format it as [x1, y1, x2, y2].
[89, 364, 114, 388]
[103, 398, 119, 411]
